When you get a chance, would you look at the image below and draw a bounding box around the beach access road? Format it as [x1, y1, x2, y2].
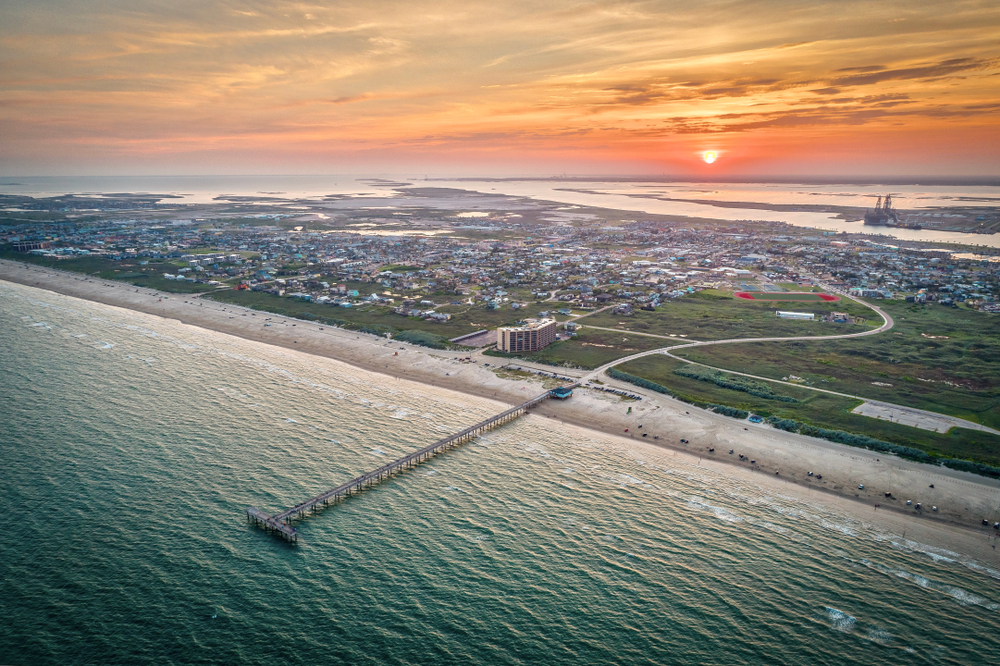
[583, 291, 997, 435]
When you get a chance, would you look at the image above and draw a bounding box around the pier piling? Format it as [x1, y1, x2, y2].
[247, 386, 576, 543]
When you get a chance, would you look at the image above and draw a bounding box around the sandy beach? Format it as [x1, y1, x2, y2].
[4, 258, 1000, 564]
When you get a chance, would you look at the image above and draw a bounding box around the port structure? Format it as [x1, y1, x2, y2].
[246, 385, 576, 543]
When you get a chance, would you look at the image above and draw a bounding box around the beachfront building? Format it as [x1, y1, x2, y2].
[497, 318, 557, 353]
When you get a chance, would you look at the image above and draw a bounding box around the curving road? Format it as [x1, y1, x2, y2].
[584, 288, 893, 380]
[580, 288, 998, 435]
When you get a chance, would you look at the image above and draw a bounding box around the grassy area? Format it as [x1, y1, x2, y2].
[485, 327, 666, 369]
[380, 264, 423, 272]
[1, 249, 221, 293]
[203, 289, 525, 337]
[674, 299, 1000, 428]
[582, 290, 876, 340]
[616, 355, 1000, 467]
[736, 292, 837, 302]
[490, 367, 564, 389]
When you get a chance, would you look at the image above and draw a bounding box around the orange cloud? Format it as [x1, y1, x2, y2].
[0, 1, 998, 175]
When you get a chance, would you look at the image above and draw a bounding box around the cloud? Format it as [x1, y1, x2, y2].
[1, 0, 999, 173]
[831, 57, 997, 86]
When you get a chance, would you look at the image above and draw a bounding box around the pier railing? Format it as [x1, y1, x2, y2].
[247, 385, 575, 543]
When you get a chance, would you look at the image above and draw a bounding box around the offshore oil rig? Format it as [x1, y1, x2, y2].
[863, 194, 921, 229]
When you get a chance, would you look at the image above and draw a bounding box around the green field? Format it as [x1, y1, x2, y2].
[673, 299, 1000, 429]
[580, 290, 875, 340]
[737, 292, 836, 302]
[616, 355, 1000, 467]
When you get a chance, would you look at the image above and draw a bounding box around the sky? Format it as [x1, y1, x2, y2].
[2, 0, 999, 177]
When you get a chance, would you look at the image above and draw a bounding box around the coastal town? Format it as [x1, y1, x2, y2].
[6, 2, 1000, 661]
[4, 189, 999, 322]
[4, 187, 1000, 493]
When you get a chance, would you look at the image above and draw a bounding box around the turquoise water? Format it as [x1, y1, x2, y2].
[2, 280, 999, 666]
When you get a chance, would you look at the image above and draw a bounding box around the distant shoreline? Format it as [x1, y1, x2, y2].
[4, 258, 1000, 563]
[431, 175, 1000, 187]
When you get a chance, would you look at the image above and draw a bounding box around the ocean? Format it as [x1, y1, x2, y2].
[1, 280, 999, 665]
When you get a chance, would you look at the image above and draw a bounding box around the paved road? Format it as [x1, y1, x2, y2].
[580, 289, 998, 435]
[584, 289, 893, 380]
[582, 324, 700, 342]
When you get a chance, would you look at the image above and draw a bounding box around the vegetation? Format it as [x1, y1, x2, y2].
[760, 416, 1000, 477]
[205, 289, 523, 336]
[490, 367, 564, 389]
[709, 404, 750, 419]
[765, 416, 939, 464]
[484, 328, 666, 369]
[607, 368, 675, 396]
[736, 292, 836, 302]
[675, 299, 1000, 428]
[673, 366, 799, 402]
[581, 290, 876, 340]
[0, 249, 221, 293]
[614, 354, 1000, 470]
[380, 264, 424, 272]
[606, 368, 748, 420]
[394, 329, 451, 349]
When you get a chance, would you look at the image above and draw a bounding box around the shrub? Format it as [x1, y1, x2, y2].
[765, 417, 939, 464]
[358, 323, 395, 337]
[482, 348, 569, 368]
[709, 404, 749, 419]
[673, 366, 798, 402]
[395, 329, 451, 349]
[608, 369, 673, 396]
[766, 417, 800, 432]
[941, 459, 1000, 478]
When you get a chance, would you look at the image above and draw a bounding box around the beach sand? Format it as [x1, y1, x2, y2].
[4, 258, 1000, 564]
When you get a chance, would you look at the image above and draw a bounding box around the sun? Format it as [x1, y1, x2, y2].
[703, 151, 717, 164]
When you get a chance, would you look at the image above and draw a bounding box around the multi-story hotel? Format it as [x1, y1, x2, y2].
[497, 318, 557, 353]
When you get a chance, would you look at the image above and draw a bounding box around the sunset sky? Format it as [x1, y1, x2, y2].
[2, 1, 999, 177]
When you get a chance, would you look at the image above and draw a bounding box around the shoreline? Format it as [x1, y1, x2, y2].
[3, 258, 1000, 563]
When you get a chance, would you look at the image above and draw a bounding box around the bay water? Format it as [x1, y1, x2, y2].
[3, 175, 999, 248]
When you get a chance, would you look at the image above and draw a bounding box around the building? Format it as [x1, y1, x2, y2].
[849, 287, 893, 299]
[775, 311, 815, 320]
[497, 318, 557, 353]
[13, 240, 51, 252]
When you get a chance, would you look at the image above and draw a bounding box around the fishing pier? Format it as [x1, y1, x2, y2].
[246, 385, 576, 543]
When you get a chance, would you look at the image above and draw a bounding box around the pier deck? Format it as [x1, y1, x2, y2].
[247, 386, 575, 543]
